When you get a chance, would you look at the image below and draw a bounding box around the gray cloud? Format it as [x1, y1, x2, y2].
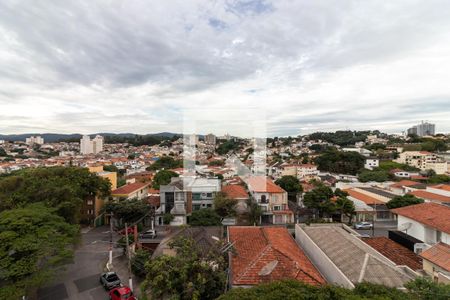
[0, 0, 450, 136]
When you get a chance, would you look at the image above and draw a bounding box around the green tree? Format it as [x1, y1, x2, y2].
[386, 194, 424, 209]
[147, 156, 183, 171]
[314, 149, 365, 175]
[0, 167, 111, 224]
[189, 208, 222, 226]
[405, 277, 450, 300]
[303, 185, 336, 218]
[103, 164, 119, 173]
[358, 170, 390, 182]
[103, 198, 149, 224]
[214, 192, 238, 218]
[0, 204, 78, 298]
[427, 174, 450, 184]
[246, 198, 262, 225]
[131, 249, 151, 278]
[143, 237, 226, 300]
[163, 213, 174, 225]
[0, 147, 7, 157]
[152, 169, 179, 189]
[335, 197, 355, 225]
[275, 175, 303, 202]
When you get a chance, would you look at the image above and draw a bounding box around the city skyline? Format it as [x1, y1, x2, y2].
[1, 1, 450, 135]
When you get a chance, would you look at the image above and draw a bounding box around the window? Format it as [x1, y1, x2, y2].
[87, 199, 93, 205]
[192, 193, 202, 200]
[437, 230, 442, 242]
[193, 204, 201, 211]
[206, 193, 213, 198]
[273, 205, 281, 211]
[260, 195, 267, 203]
[206, 204, 212, 208]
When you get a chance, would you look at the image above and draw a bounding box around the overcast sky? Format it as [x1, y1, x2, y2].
[1, 0, 450, 137]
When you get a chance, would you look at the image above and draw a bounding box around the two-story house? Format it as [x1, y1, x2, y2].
[246, 176, 293, 224]
[158, 177, 221, 226]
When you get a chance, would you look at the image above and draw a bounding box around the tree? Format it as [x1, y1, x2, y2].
[208, 160, 225, 166]
[147, 156, 183, 171]
[303, 185, 335, 218]
[314, 149, 365, 175]
[189, 208, 222, 226]
[163, 213, 174, 225]
[103, 198, 149, 224]
[131, 249, 151, 278]
[0, 167, 111, 224]
[213, 192, 237, 218]
[0, 204, 78, 298]
[152, 170, 179, 189]
[246, 198, 262, 225]
[386, 194, 424, 209]
[405, 277, 450, 300]
[358, 170, 390, 182]
[335, 197, 355, 225]
[427, 174, 450, 184]
[143, 237, 226, 300]
[275, 176, 303, 202]
[103, 164, 119, 173]
[0, 147, 7, 157]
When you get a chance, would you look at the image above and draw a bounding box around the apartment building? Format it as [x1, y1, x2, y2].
[395, 151, 448, 174]
[80, 135, 104, 155]
[158, 177, 221, 226]
[25, 135, 44, 145]
[246, 176, 293, 224]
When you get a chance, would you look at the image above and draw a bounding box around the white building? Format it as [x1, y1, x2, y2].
[25, 136, 44, 145]
[80, 135, 104, 155]
[395, 151, 448, 174]
[364, 158, 380, 170]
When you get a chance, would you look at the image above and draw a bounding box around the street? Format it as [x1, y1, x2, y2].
[354, 220, 397, 237]
[37, 226, 137, 300]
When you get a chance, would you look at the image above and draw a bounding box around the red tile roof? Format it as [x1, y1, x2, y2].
[222, 185, 249, 199]
[246, 176, 286, 193]
[391, 203, 450, 234]
[229, 226, 325, 286]
[409, 190, 450, 203]
[344, 189, 384, 205]
[431, 184, 450, 192]
[111, 182, 149, 196]
[390, 180, 420, 189]
[362, 237, 422, 270]
[420, 243, 450, 271]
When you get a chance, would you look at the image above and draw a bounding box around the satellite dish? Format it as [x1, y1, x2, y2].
[398, 222, 412, 231]
[259, 260, 278, 276]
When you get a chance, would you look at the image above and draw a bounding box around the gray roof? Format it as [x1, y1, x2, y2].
[302, 226, 415, 287]
[359, 187, 397, 199]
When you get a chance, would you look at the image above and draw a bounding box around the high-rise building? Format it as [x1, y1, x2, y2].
[80, 135, 104, 155]
[407, 121, 435, 137]
[205, 133, 216, 145]
[25, 136, 44, 145]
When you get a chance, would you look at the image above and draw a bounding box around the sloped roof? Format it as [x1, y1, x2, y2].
[302, 226, 415, 287]
[229, 226, 325, 286]
[420, 243, 450, 272]
[409, 190, 450, 203]
[246, 176, 286, 193]
[431, 184, 450, 192]
[111, 182, 149, 196]
[391, 203, 450, 234]
[344, 189, 384, 205]
[362, 237, 422, 270]
[222, 184, 249, 199]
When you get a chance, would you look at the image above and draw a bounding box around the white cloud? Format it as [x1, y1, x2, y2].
[0, 0, 449, 136]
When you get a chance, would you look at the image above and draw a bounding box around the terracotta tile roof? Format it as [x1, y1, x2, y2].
[390, 180, 420, 189]
[246, 176, 286, 193]
[362, 237, 422, 270]
[391, 203, 450, 234]
[409, 190, 450, 203]
[111, 182, 149, 196]
[344, 189, 384, 205]
[147, 195, 160, 207]
[420, 243, 450, 272]
[229, 226, 325, 286]
[432, 184, 450, 192]
[222, 185, 249, 199]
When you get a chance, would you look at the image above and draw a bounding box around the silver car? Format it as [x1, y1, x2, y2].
[354, 222, 373, 230]
[99, 272, 121, 290]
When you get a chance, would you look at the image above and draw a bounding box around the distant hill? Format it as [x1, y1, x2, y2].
[0, 132, 181, 143]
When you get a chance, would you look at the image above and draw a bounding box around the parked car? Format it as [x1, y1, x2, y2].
[119, 227, 135, 235]
[109, 286, 137, 300]
[139, 229, 157, 239]
[99, 272, 121, 290]
[354, 222, 373, 230]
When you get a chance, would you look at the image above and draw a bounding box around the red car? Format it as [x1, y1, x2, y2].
[119, 227, 135, 235]
[109, 286, 137, 300]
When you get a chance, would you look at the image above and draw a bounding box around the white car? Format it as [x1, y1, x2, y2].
[354, 222, 373, 230]
[139, 229, 157, 239]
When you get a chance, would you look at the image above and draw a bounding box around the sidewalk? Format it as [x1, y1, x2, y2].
[108, 254, 143, 297]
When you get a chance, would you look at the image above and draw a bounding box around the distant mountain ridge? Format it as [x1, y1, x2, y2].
[0, 132, 181, 142]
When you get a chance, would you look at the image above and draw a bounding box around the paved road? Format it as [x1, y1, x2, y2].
[355, 220, 397, 238]
[37, 226, 123, 300]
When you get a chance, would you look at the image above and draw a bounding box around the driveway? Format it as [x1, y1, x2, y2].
[355, 220, 397, 237]
[37, 226, 124, 300]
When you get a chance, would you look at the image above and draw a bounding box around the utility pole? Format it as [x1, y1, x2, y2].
[124, 223, 133, 291]
[108, 213, 113, 268]
[372, 203, 376, 237]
